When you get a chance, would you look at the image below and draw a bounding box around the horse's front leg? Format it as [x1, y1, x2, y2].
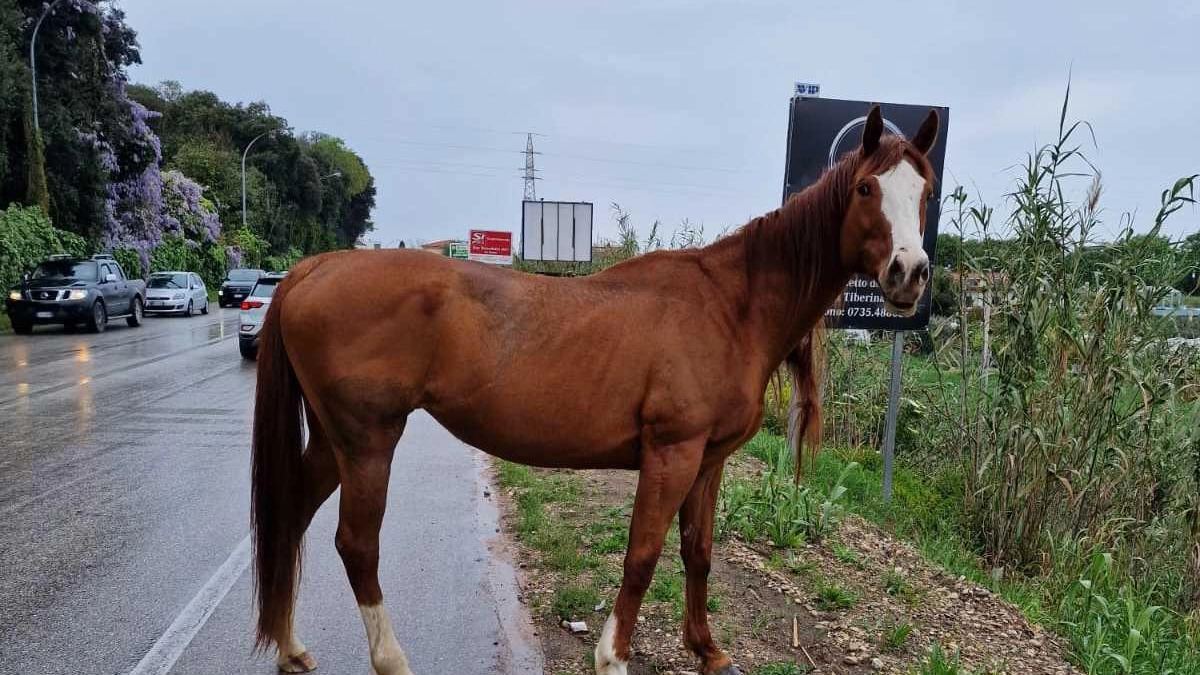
[594, 438, 704, 675]
[679, 461, 739, 675]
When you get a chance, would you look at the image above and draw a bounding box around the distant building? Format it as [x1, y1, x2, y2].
[419, 239, 455, 255]
[945, 270, 1009, 307]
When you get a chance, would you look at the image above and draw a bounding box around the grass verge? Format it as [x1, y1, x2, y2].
[738, 429, 1200, 675]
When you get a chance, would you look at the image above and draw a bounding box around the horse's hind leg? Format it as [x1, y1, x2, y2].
[679, 462, 737, 675]
[332, 421, 413, 675]
[277, 408, 341, 673]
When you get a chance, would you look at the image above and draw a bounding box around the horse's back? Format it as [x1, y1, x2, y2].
[275, 249, 753, 467]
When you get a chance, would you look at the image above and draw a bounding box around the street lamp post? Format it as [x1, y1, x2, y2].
[241, 131, 275, 228]
[30, 0, 66, 135]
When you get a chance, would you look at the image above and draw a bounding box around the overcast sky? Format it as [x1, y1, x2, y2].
[118, 0, 1198, 247]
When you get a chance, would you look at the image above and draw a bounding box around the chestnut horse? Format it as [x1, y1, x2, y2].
[251, 105, 938, 675]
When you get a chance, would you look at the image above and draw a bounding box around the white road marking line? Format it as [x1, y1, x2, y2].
[126, 534, 251, 675]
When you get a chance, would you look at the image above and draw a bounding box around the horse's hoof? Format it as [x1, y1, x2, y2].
[278, 650, 317, 673]
[712, 666, 743, 675]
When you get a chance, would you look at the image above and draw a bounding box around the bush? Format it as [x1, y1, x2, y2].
[111, 248, 144, 279]
[144, 236, 233, 289]
[0, 205, 90, 289]
[265, 247, 303, 273]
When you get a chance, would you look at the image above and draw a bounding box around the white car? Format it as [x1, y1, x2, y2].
[145, 271, 209, 316]
[239, 273, 286, 360]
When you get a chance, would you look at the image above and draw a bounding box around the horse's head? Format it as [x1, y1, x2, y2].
[840, 105, 939, 316]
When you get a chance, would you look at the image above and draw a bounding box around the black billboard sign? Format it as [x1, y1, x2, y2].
[782, 97, 949, 330]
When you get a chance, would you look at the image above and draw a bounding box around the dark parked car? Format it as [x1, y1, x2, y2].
[218, 268, 265, 307]
[5, 254, 146, 334]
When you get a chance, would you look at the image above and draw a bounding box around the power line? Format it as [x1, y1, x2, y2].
[344, 119, 719, 154]
[370, 164, 734, 198]
[368, 159, 736, 194]
[361, 137, 750, 173]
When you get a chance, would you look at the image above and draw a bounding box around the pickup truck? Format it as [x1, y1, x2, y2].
[5, 254, 146, 334]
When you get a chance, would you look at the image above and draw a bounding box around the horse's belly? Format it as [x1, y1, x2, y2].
[424, 403, 641, 470]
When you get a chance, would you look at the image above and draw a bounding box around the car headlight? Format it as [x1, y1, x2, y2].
[68, 289, 89, 300]
[172, 292, 186, 300]
[7, 290, 21, 301]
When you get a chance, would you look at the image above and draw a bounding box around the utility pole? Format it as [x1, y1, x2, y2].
[30, 0, 66, 135]
[242, 131, 276, 228]
[522, 133, 540, 201]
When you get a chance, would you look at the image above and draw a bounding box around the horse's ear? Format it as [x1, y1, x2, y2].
[861, 105, 883, 156]
[911, 109, 939, 155]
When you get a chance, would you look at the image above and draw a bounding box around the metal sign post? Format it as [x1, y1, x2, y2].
[880, 331, 905, 503]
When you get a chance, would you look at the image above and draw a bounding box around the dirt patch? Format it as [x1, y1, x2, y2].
[495, 459, 1080, 675]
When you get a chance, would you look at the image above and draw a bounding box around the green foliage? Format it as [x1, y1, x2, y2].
[718, 433, 858, 547]
[884, 570, 916, 602]
[813, 579, 858, 611]
[112, 247, 143, 280]
[909, 644, 975, 675]
[649, 573, 683, 603]
[1057, 551, 1199, 675]
[551, 585, 600, 621]
[808, 94, 1200, 675]
[264, 247, 303, 273]
[0, 0, 25, 193]
[166, 140, 243, 224]
[0, 205, 88, 290]
[306, 134, 370, 196]
[832, 542, 860, 566]
[25, 124, 49, 216]
[930, 266, 957, 316]
[881, 619, 914, 652]
[137, 84, 376, 255]
[224, 227, 268, 269]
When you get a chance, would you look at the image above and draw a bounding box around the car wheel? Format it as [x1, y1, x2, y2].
[183, 300, 193, 318]
[12, 320, 33, 335]
[87, 301, 107, 333]
[126, 298, 143, 327]
[239, 341, 257, 360]
[201, 299, 209, 315]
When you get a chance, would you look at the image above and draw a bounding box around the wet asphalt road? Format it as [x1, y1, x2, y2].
[0, 309, 541, 675]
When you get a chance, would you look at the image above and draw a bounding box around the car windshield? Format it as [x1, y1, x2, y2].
[250, 280, 280, 298]
[32, 261, 97, 281]
[148, 273, 188, 289]
[227, 270, 261, 282]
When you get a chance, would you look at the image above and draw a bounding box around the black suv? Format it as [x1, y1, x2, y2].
[218, 268, 265, 307]
[6, 254, 146, 334]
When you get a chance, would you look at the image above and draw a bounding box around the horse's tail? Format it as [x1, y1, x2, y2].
[786, 322, 825, 481]
[250, 280, 305, 652]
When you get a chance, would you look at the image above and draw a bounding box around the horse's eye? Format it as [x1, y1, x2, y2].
[856, 183, 871, 197]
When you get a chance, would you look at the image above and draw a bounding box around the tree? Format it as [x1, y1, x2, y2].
[1174, 232, 1200, 295]
[934, 232, 962, 268]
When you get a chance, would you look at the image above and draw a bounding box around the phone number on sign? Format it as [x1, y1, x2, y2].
[842, 306, 899, 318]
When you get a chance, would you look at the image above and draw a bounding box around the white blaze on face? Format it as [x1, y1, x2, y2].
[594, 614, 628, 675]
[358, 604, 413, 675]
[875, 160, 926, 269]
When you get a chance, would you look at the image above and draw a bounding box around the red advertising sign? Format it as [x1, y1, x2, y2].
[468, 230, 513, 265]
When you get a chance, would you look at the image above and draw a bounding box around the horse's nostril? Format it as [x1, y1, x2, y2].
[887, 258, 903, 282]
[918, 263, 930, 283]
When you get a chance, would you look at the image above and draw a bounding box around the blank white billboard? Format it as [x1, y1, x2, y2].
[521, 200, 594, 262]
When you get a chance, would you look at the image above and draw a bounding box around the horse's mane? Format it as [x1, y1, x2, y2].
[741, 135, 923, 316]
[737, 135, 930, 476]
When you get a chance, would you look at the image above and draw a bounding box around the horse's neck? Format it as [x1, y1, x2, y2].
[700, 199, 850, 372]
